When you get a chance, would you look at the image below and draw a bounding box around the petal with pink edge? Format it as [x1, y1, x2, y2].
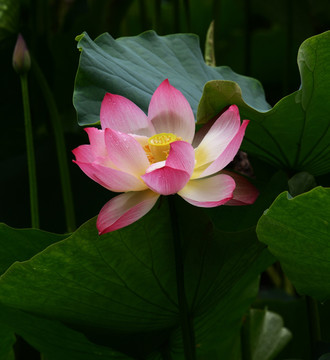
[97, 190, 160, 234]
[194, 105, 241, 172]
[105, 128, 150, 176]
[220, 170, 259, 205]
[83, 127, 117, 168]
[72, 145, 96, 163]
[178, 174, 236, 207]
[165, 141, 195, 174]
[73, 161, 147, 192]
[141, 141, 195, 195]
[148, 79, 195, 143]
[85, 127, 107, 157]
[197, 120, 249, 178]
[100, 93, 154, 136]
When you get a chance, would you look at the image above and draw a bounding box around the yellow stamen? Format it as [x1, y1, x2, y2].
[147, 133, 181, 163]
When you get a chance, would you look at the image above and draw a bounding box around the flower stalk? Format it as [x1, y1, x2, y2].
[32, 58, 76, 232]
[168, 196, 196, 360]
[13, 34, 39, 228]
[20, 73, 40, 228]
[306, 296, 322, 359]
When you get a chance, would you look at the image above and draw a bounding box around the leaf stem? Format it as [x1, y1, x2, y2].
[266, 265, 282, 288]
[240, 317, 252, 360]
[168, 196, 196, 360]
[244, 0, 252, 76]
[31, 59, 76, 232]
[20, 74, 39, 228]
[306, 296, 322, 359]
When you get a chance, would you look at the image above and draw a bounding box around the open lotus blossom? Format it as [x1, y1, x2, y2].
[73, 79, 258, 234]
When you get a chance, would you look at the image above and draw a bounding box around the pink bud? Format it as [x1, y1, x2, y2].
[12, 34, 31, 75]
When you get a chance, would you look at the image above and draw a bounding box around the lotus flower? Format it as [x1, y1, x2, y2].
[73, 80, 258, 234]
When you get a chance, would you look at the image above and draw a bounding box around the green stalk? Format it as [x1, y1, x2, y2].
[266, 265, 282, 288]
[20, 74, 40, 228]
[31, 59, 76, 232]
[168, 196, 196, 360]
[306, 296, 322, 359]
[244, 0, 251, 76]
[240, 320, 252, 360]
[182, 0, 191, 32]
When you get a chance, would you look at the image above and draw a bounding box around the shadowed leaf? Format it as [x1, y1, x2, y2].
[257, 187, 330, 301]
[197, 31, 330, 176]
[0, 200, 273, 358]
[73, 31, 269, 126]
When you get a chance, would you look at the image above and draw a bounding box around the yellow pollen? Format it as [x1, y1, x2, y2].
[146, 132, 181, 163]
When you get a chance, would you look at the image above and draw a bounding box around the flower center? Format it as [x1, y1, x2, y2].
[144, 132, 181, 163]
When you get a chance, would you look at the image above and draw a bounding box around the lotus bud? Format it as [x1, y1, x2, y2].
[12, 34, 31, 75]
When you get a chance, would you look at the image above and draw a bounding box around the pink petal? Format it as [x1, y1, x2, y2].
[142, 168, 189, 196]
[141, 141, 195, 195]
[148, 79, 195, 143]
[97, 190, 160, 234]
[72, 144, 95, 163]
[199, 120, 249, 178]
[105, 128, 150, 176]
[100, 93, 155, 136]
[73, 161, 147, 192]
[83, 127, 117, 168]
[85, 127, 107, 158]
[193, 105, 241, 174]
[221, 170, 259, 205]
[73, 131, 118, 170]
[178, 174, 236, 207]
[165, 141, 195, 174]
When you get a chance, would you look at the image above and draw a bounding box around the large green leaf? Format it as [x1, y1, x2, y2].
[0, 224, 66, 360]
[170, 275, 261, 360]
[0, 223, 67, 275]
[0, 224, 68, 358]
[197, 31, 330, 176]
[0, 224, 134, 359]
[0, 323, 15, 360]
[170, 200, 274, 358]
[256, 186, 330, 301]
[73, 31, 270, 126]
[0, 224, 133, 359]
[0, 199, 273, 359]
[0, 304, 133, 360]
